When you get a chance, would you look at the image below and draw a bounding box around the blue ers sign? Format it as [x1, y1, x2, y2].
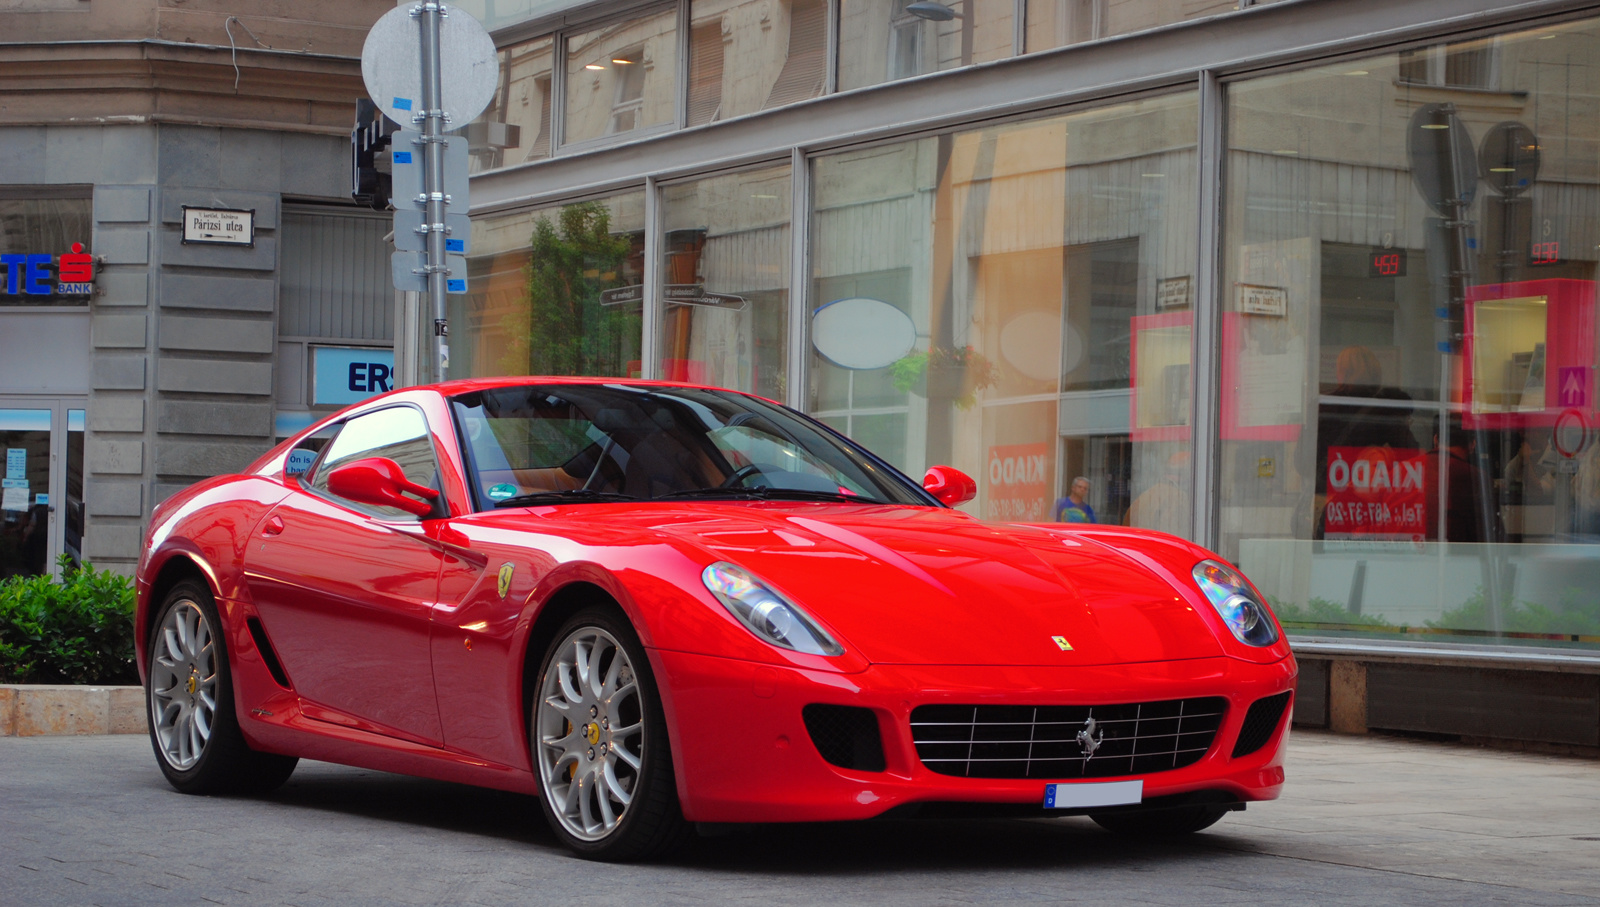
[0, 243, 95, 297]
[312, 346, 397, 406]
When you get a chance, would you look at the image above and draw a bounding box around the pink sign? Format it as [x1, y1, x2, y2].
[1558, 366, 1590, 408]
[986, 443, 1049, 522]
[1324, 447, 1427, 541]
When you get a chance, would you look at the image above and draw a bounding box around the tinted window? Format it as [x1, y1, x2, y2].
[451, 384, 932, 509]
[309, 406, 438, 518]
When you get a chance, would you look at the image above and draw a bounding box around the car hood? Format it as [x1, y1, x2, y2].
[585, 504, 1225, 667]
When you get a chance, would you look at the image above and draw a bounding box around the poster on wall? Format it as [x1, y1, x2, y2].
[986, 443, 1049, 522]
[1322, 446, 1427, 542]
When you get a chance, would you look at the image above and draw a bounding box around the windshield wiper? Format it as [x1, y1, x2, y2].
[494, 489, 638, 507]
[658, 487, 886, 504]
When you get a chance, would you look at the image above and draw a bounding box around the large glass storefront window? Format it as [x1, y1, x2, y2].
[837, 0, 1014, 92]
[468, 36, 555, 173]
[564, 8, 679, 146]
[809, 93, 1197, 533]
[1222, 21, 1600, 649]
[453, 191, 646, 379]
[1025, 0, 1238, 54]
[659, 165, 792, 398]
[688, 0, 828, 126]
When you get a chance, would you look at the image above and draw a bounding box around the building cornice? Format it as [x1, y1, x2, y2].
[0, 40, 366, 136]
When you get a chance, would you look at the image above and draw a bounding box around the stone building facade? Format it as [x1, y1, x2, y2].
[0, 0, 395, 577]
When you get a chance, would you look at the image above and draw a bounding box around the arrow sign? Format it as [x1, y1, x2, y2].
[1559, 366, 1590, 408]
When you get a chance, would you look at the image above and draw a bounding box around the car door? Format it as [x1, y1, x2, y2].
[243, 404, 447, 745]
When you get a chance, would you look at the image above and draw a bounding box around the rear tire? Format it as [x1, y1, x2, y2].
[1090, 803, 1228, 837]
[532, 605, 689, 861]
[147, 580, 298, 796]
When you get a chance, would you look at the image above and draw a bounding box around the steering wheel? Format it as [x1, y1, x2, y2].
[719, 463, 768, 488]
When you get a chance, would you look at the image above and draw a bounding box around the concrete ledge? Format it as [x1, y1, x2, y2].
[0, 685, 145, 737]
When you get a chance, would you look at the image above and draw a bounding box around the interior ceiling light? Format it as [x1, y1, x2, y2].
[612, 58, 635, 64]
[1343, 70, 1369, 76]
[1489, 167, 1516, 173]
[585, 63, 606, 70]
[1273, 149, 1299, 155]
[1421, 123, 1449, 130]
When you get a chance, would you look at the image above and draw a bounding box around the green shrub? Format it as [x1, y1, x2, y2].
[0, 556, 137, 685]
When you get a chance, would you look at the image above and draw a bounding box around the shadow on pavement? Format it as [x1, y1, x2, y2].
[259, 761, 1252, 873]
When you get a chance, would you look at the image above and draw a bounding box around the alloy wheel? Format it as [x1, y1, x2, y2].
[535, 626, 645, 841]
[150, 598, 218, 770]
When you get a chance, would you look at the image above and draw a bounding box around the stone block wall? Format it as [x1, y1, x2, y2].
[2, 122, 359, 575]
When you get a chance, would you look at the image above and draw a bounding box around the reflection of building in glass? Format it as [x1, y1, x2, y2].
[459, 0, 1600, 692]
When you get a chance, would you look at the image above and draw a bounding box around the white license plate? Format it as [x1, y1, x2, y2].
[1042, 779, 1143, 809]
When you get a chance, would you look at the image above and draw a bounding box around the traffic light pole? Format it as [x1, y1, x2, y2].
[417, 1, 449, 384]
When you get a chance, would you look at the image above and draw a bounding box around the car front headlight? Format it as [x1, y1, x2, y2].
[1192, 559, 1279, 647]
[701, 562, 843, 657]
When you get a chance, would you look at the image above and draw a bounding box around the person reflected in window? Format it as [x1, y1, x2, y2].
[1314, 346, 1417, 538]
[1054, 476, 1096, 523]
[1425, 420, 1504, 543]
[1316, 346, 1416, 483]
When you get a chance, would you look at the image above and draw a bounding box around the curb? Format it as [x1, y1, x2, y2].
[1, 685, 146, 737]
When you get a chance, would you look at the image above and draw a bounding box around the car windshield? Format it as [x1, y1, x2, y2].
[449, 384, 935, 510]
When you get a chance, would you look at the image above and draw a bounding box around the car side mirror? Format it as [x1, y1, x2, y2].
[923, 465, 977, 507]
[326, 457, 440, 518]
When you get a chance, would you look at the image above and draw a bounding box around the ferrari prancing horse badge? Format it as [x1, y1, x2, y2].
[498, 563, 515, 599]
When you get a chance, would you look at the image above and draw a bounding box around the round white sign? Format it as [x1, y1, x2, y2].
[811, 298, 917, 371]
[361, 4, 499, 128]
[1000, 311, 1062, 382]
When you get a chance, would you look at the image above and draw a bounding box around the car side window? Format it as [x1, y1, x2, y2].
[284, 425, 340, 479]
[307, 406, 439, 519]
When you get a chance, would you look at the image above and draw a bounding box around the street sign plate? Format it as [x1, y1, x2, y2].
[392, 250, 428, 293]
[361, 4, 499, 127]
[389, 131, 469, 209]
[391, 251, 469, 294]
[392, 210, 472, 254]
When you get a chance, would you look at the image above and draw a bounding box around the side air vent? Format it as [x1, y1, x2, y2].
[1232, 691, 1292, 758]
[802, 704, 886, 772]
[245, 617, 292, 689]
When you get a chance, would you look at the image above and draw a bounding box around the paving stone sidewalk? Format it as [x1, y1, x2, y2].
[2, 729, 1597, 906]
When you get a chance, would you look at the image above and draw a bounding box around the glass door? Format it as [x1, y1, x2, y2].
[0, 399, 86, 579]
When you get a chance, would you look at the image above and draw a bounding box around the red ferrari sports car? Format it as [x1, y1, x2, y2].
[137, 378, 1295, 860]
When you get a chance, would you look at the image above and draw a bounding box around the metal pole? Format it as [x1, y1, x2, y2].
[418, 1, 449, 384]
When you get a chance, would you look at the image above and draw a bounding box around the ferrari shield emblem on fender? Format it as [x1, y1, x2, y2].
[497, 563, 515, 599]
[1052, 635, 1073, 651]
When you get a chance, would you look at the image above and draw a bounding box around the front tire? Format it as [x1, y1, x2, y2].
[1090, 803, 1229, 837]
[147, 581, 297, 795]
[532, 606, 688, 861]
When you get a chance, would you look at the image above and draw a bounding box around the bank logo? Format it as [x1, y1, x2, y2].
[0, 242, 95, 296]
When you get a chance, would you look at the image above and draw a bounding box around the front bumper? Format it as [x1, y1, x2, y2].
[652, 651, 1295, 824]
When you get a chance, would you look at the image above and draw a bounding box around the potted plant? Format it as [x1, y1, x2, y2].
[889, 345, 998, 410]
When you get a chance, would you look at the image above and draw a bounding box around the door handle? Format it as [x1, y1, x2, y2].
[261, 515, 285, 538]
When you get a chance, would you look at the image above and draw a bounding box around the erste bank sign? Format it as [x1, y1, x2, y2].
[0, 243, 95, 297]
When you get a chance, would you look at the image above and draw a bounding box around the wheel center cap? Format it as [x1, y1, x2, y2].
[584, 721, 601, 745]
[186, 669, 198, 695]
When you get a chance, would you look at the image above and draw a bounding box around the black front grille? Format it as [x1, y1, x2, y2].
[802, 704, 887, 772]
[911, 697, 1227, 779]
[1232, 691, 1292, 758]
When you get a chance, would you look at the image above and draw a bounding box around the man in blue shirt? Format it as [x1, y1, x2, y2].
[1055, 476, 1096, 523]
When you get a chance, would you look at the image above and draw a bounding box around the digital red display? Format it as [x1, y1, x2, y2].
[1368, 249, 1406, 278]
[1531, 241, 1561, 266]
